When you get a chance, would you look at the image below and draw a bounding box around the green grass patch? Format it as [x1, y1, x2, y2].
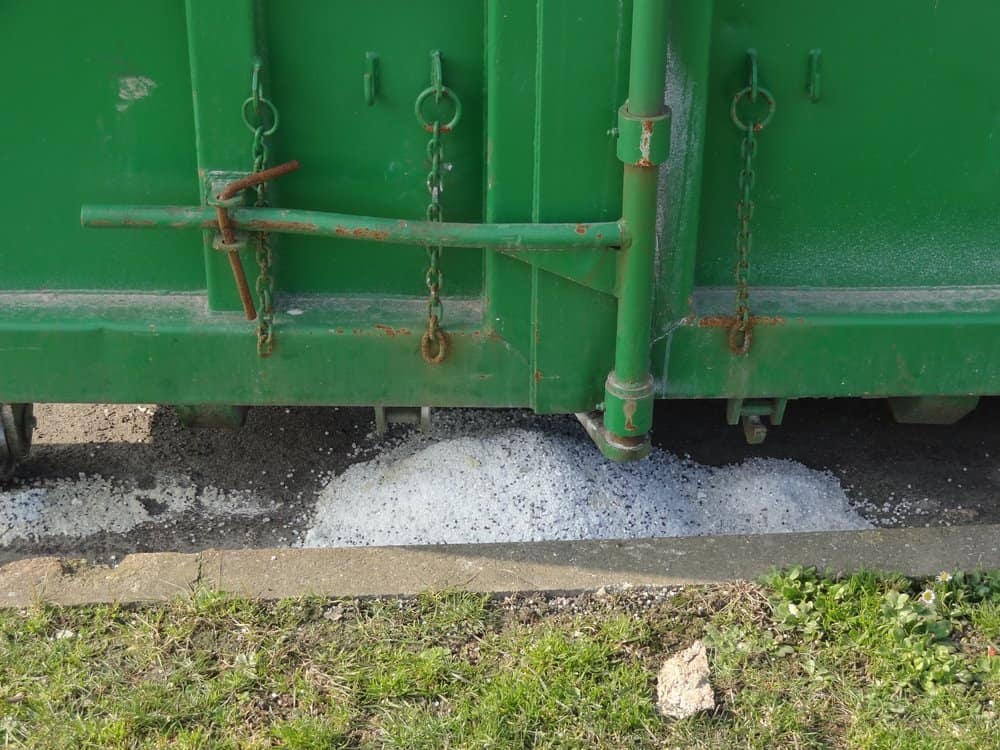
[0, 574, 996, 748]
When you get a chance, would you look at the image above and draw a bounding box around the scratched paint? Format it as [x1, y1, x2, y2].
[116, 76, 157, 112]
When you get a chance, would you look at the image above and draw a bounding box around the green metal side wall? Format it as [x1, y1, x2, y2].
[657, 0, 1000, 399]
[2, 1, 1000, 410]
[3, 1, 202, 291]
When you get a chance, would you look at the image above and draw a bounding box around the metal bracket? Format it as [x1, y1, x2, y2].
[603, 372, 655, 436]
[202, 163, 300, 322]
[0, 403, 34, 481]
[888, 396, 979, 425]
[576, 411, 651, 462]
[364, 52, 379, 105]
[808, 49, 822, 103]
[205, 171, 250, 197]
[616, 105, 671, 167]
[374, 406, 431, 436]
[747, 49, 759, 101]
[726, 398, 787, 445]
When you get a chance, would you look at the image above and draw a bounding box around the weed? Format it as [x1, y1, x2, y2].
[0, 575, 996, 748]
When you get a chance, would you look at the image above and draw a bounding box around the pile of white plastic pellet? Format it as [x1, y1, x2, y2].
[0, 474, 270, 546]
[304, 411, 869, 547]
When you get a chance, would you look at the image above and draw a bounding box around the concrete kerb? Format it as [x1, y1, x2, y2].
[2, 525, 999, 608]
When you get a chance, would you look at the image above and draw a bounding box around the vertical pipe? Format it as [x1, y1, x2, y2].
[602, 0, 669, 453]
[626, 0, 670, 116]
[614, 166, 659, 384]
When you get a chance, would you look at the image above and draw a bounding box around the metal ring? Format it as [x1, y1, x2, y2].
[420, 328, 448, 364]
[728, 324, 752, 356]
[730, 86, 775, 132]
[207, 193, 243, 209]
[414, 86, 461, 131]
[242, 96, 279, 136]
[425, 268, 442, 289]
[212, 233, 248, 253]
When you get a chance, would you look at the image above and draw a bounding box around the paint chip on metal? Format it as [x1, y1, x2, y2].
[116, 76, 157, 112]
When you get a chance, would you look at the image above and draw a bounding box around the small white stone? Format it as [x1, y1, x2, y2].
[656, 640, 715, 719]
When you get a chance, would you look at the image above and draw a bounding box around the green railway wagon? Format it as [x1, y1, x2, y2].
[1, 0, 997, 476]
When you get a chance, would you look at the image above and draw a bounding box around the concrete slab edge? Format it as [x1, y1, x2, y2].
[2, 524, 999, 608]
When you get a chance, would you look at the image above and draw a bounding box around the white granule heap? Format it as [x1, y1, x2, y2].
[304, 412, 870, 547]
[0, 474, 269, 545]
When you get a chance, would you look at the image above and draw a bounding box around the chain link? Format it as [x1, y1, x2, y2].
[418, 52, 457, 365]
[245, 59, 277, 358]
[728, 83, 774, 356]
[421, 120, 447, 364]
[731, 125, 756, 356]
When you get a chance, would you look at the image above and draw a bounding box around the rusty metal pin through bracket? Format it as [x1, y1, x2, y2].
[211, 160, 300, 320]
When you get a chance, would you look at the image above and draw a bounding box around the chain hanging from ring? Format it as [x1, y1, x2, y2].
[242, 58, 280, 357]
[422, 120, 447, 363]
[416, 51, 461, 364]
[728, 57, 775, 356]
[731, 124, 756, 356]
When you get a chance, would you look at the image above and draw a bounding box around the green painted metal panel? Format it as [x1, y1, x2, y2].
[485, 0, 629, 413]
[185, 0, 261, 313]
[4, 0, 1000, 440]
[665, 287, 1000, 397]
[0, 293, 526, 406]
[2, 1, 202, 292]
[694, 1, 1000, 289]
[262, 0, 486, 298]
[654, 0, 1000, 403]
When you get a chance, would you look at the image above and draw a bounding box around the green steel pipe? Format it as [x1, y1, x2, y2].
[627, 0, 670, 115]
[601, 0, 668, 454]
[613, 166, 660, 383]
[80, 205, 625, 252]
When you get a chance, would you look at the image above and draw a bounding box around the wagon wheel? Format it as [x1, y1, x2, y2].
[0, 403, 34, 481]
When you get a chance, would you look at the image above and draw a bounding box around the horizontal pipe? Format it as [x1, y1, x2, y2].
[81, 205, 626, 252]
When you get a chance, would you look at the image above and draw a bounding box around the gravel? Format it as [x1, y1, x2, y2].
[304, 410, 870, 547]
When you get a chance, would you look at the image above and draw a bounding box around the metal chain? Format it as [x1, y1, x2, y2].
[244, 59, 278, 357]
[731, 125, 756, 356]
[422, 120, 447, 363]
[416, 51, 460, 365]
[728, 69, 775, 356]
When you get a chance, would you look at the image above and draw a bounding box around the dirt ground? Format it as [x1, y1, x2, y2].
[1, 397, 997, 564]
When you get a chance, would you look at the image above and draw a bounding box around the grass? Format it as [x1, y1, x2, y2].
[0, 572, 996, 749]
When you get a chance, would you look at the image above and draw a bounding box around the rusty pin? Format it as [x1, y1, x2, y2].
[213, 160, 300, 320]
